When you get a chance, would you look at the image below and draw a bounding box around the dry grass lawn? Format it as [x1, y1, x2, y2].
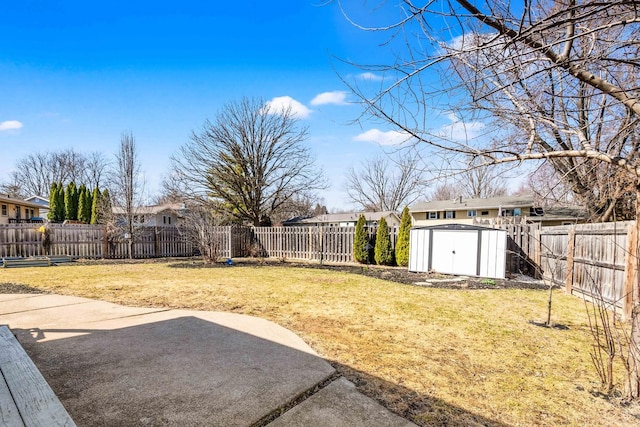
[2, 260, 639, 426]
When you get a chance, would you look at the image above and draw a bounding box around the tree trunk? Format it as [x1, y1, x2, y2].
[630, 184, 640, 397]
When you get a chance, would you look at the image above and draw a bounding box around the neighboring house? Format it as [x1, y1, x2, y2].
[112, 203, 186, 227]
[25, 195, 50, 219]
[282, 211, 401, 228]
[526, 206, 590, 226]
[0, 195, 43, 224]
[410, 194, 588, 227]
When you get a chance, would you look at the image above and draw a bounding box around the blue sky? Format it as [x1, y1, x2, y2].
[0, 0, 461, 210]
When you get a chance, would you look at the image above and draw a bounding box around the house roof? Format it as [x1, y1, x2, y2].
[112, 203, 186, 216]
[25, 195, 50, 206]
[410, 194, 535, 212]
[0, 195, 45, 209]
[283, 211, 399, 225]
[528, 206, 590, 222]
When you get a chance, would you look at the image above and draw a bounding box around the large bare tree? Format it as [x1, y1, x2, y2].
[337, 0, 640, 396]
[339, 0, 640, 221]
[345, 153, 426, 211]
[169, 97, 326, 226]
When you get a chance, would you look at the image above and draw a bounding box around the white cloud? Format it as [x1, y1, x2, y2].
[437, 113, 485, 141]
[264, 96, 312, 119]
[0, 120, 23, 131]
[353, 128, 412, 146]
[357, 72, 383, 81]
[310, 91, 348, 106]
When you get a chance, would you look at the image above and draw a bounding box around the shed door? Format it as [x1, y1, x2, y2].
[431, 230, 478, 276]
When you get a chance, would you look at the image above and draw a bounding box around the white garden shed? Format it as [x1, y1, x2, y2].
[408, 224, 507, 279]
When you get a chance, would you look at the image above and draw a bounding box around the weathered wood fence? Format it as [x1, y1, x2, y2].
[538, 221, 636, 318]
[0, 224, 397, 264]
[0, 224, 194, 259]
[216, 225, 398, 263]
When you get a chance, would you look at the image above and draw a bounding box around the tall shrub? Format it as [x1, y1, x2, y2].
[101, 189, 112, 221]
[78, 187, 91, 223]
[55, 184, 66, 222]
[374, 217, 394, 265]
[395, 206, 411, 267]
[353, 214, 369, 263]
[48, 182, 59, 222]
[90, 188, 101, 224]
[65, 181, 78, 221]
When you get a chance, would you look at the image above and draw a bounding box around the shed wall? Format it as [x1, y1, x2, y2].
[408, 226, 507, 279]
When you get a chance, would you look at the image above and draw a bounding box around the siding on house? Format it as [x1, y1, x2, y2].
[0, 196, 42, 224]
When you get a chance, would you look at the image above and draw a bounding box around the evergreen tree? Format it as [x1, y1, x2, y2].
[353, 214, 369, 263]
[55, 184, 66, 222]
[374, 217, 394, 266]
[48, 182, 58, 221]
[101, 188, 112, 222]
[78, 187, 91, 223]
[65, 182, 78, 220]
[90, 187, 101, 224]
[395, 206, 412, 267]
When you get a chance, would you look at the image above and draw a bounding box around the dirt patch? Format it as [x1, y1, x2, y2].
[0, 282, 49, 294]
[167, 257, 549, 290]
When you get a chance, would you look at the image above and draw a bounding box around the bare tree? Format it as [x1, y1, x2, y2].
[6, 149, 108, 197]
[111, 132, 144, 259]
[270, 193, 328, 225]
[345, 152, 425, 211]
[428, 182, 460, 201]
[0, 175, 27, 199]
[169, 97, 326, 226]
[84, 152, 110, 190]
[459, 159, 508, 199]
[338, 0, 640, 396]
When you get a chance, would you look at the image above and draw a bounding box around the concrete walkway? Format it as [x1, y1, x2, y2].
[0, 294, 415, 426]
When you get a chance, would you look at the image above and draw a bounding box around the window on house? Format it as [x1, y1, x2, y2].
[467, 210, 477, 217]
[168, 216, 171, 225]
[481, 211, 489, 216]
[445, 211, 455, 219]
[1, 204, 6, 216]
[15, 206, 21, 219]
[428, 212, 439, 220]
[514, 208, 522, 216]
[163, 215, 167, 224]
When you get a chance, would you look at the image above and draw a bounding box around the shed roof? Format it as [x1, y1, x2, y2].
[411, 223, 505, 232]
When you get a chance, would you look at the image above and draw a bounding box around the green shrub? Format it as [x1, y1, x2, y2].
[395, 206, 411, 267]
[353, 214, 369, 263]
[374, 217, 394, 265]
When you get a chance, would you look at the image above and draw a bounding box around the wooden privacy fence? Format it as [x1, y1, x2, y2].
[0, 224, 194, 259]
[0, 224, 397, 264]
[215, 225, 398, 264]
[539, 221, 636, 318]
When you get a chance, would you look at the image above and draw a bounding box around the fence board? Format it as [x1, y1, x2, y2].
[0, 224, 194, 260]
[539, 221, 634, 312]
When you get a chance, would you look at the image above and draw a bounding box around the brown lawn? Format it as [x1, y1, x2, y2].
[1, 260, 638, 426]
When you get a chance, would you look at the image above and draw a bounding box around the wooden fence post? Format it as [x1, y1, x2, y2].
[565, 226, 576, 295]
[624, 223, 638, 320]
